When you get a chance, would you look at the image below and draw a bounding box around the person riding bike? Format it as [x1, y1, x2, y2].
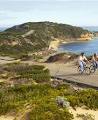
[91, 53, 98, 69]
[78, 52, 88, 73]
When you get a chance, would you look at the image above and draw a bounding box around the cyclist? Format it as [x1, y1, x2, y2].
[78, 52, 88, 73]
[92, 53, 98, 69]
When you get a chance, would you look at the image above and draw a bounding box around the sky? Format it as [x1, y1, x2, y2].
[0, 0, 98, 27]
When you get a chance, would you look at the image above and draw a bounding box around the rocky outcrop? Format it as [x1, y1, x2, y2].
[48, 38, 60, 50]
[78, 33, 94, 40]
[46, 53, 78, 63]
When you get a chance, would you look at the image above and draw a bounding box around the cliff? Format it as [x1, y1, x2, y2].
[78, 33, 94, 40]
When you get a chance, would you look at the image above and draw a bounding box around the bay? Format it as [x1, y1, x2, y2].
[58, 37, 98, 56]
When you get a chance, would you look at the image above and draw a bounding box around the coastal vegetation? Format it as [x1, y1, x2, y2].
[0, 80, 98, 119]
[0, 63, 98, 120]
[0, 63, 50, 84]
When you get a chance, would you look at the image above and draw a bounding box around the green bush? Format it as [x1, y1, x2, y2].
[29, 103, 73, 120]
[67, 89, 98, 109]
[0, 84, 73, 119]
[4, 63, 50, 83]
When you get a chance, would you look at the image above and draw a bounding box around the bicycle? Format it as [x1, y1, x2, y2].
[77, 64, 90, 75]
[89, 62, 98, 74]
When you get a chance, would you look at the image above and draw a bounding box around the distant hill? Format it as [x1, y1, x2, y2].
[0, 27, 7, 32]
[83, 26, 98, 32]
[0, 22, 91, 57]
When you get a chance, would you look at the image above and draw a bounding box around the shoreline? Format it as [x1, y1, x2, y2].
[59, 37, 95, 46]
[49, 36, 94, 51]
[56, 37, 98, 56]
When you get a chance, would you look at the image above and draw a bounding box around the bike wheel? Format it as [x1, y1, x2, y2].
[89, 65, 96, 73]
[77, 66, 83, 74]
[85, 67, 90, 75]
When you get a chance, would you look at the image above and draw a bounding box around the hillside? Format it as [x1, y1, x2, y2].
[0, 22, 92, 57]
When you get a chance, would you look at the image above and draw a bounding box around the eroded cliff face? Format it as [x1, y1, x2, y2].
[49, 38, 60, 50]
[79, 33, 94, 40]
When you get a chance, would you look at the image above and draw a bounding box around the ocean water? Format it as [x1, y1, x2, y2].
[58, 37, 98, 56]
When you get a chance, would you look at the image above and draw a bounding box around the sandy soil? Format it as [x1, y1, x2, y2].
[69, 107, 98, 120]
[0, 108, 98, 120]
[0, 57, 20, 64]
[0, 116, 14, 120]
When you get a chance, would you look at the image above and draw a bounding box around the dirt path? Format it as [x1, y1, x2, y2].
[0, 57, 98, 88]
[43, 62, 98, 88]
[23, 60, 98, 88]
[0, 56, 20, 64]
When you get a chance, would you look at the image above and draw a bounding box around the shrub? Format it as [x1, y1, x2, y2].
[29, 103, 73, 120]
[4, 63, 50, 83]
[67, 89, 98, 109]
